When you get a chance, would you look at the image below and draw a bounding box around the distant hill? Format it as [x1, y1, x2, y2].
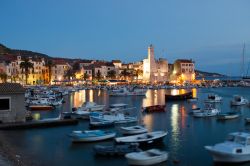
[195, 70, 226, 77]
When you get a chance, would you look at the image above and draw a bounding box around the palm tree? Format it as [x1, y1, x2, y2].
[107, 70, 116, 79]
[120, 69, 131, 80]
[0, 72, 7, 83]
[96, 70, 102, 81]
[134, 69, 143, 81]
[83, 73, 89, 81]
[20, 58, 34, 85]
[64, 69, 75, 80]
[45, 59, 54, 84]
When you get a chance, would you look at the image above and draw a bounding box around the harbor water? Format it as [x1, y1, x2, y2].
[1, 87, 250, 166]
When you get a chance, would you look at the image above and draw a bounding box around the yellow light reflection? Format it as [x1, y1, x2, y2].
[171, 104, 179, 133]
[89, 90, 94, 102]
[143, 115, 153, 132]
[192, 88, 197, 98]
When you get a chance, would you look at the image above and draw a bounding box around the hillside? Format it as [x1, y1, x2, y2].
[195, 70, 225, 77]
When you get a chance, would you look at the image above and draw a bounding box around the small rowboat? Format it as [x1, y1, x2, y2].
[69, 130, 116, 142]
[29, 105, 54, 111]
[115, 131, 167, 145]
[217, 112, 240, 120]
[120, 125, 148, 135]
[125, 149, 168, 165]
[142, 105, 165, 113]
[94, 143, 141, 156]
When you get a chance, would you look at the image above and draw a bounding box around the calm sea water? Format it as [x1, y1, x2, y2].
[2, 87, 250, 166]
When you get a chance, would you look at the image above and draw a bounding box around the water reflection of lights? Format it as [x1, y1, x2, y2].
[192, 88, 197, 98]
[170, 104, 180, 153]
[171, 89, 178, 95]
[143, 115, 153, 132]
[89, 90, 93, 102]
[171, 104, 179, 133]
[98, 90, 101, 96]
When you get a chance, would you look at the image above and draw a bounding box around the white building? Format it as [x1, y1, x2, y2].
[143, 45, 168, 83]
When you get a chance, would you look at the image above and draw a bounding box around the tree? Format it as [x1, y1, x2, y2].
[20, 58, 34, 85]
[64, 69, 75, 80]
[84, 73, 89, 81]
[45, 59, 54, 84]
[72, 62, 80, 71]
[107, 70, 116, 79]
[133, 69, 143, 81]
[96, 70, 102, 81]
[120, 69, 131, 80]
[0, 72, 7, 83]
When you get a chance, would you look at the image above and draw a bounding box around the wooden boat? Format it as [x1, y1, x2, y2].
[29, 105, 54, 111]
[94, 143, 141, 156]
[120, 125, 148, 135]
[142, 105, 165, 113]
[165, 91, 193, 101]
[115, 131, 167, 145]
[69, 130, 116, 142]
[125, 149, 168, 165]
[217, 112, 240, 120]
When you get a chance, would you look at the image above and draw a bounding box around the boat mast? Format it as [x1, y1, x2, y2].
[242, 43, 245, 77]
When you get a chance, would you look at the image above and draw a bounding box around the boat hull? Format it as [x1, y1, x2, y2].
[72, 133, 116, 142]
[205, 146, 250, 163]
[126, 152, 168, 165]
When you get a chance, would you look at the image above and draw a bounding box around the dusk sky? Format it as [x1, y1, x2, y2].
[1, 0, 250, 76]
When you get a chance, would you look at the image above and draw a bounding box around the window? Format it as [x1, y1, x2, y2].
[0, 98, 10, 111]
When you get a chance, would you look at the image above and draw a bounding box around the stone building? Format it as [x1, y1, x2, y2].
[143, 45, 168, 83]
[171, 59, 195, 83]
[0, 83, 26, 123]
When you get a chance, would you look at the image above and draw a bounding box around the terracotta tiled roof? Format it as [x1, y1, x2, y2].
[0, 83, 25, 94]
[112, 60, 121, 63]
[176, 59, 194, 63]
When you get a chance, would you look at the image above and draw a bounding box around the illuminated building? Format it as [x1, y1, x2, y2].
[171, 59, 195, 84]
[143, 45, 168, 83]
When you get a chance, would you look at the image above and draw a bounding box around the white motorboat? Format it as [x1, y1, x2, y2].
[69, 130, 116, 142]
[193, 107, 220, 117]
[115, 131, 167, 144]
[125, 149, 168, 165]
[190, 107, 201, 114]
[217, 112, 240, 120]
[109, 87, 146, 96]
[120, 125, 148, 135]
[90, 112, 138, 124]
[205, 132, 250, 163]
[79, 102, 105, 111]
[204, 94, 222, 103]
[230, 95, 248, 106]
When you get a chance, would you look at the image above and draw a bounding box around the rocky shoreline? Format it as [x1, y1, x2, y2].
[0, 132, 36, 166]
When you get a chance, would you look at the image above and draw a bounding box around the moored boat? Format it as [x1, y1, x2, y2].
[217, 112, 240, 120]
[69, 130, 116, 142]
[142, 105, 165, 113]
[125, 149, 168, 165]
[205, 132, 250, 163]
[94, 143, 141, 156]
[115, 131, 167, 145]
[165, 91, 193, 101]
[193, 107, 220, 118]
[29, 105, 54, 111]
[120, 125, 148, 135]
[230, 95, 249, 106]
[204, 94, 222, 103]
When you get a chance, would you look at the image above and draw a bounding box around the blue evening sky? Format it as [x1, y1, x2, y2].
[1, 0, 250, 76]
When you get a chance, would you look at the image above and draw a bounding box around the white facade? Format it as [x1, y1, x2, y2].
[143, 45, 168, 83]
